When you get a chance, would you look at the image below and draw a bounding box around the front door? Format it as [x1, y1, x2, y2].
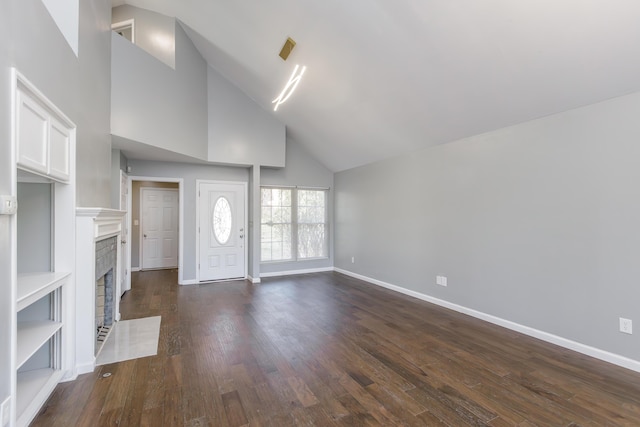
[198, 181, 246, 281]
[141, 188, 179, 269]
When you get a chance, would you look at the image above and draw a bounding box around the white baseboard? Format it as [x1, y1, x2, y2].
[334, 267, 640, 373]
[75, 361, 95, 376]
[61, 368, 77, 382]
[260, 267, 334, 278]
[131, 267, 141, 272]
[179, 279, 198, 285]
[248, 275, 261, 284]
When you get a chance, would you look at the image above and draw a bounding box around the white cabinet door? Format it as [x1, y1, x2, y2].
[48, 117, 70, 182]
[16, 91, 49, 175]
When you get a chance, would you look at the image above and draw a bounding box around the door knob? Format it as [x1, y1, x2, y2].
[121, 240, 127, 244]
[143, 234, 147, 238]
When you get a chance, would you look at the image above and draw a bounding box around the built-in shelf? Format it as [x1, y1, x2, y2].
[16, 321, 62, 369]
[10, 69, 76, 427]
[16, 368, 65, 426]
[17, 272, 69, 311]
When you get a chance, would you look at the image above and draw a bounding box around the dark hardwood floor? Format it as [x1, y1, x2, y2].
[33, 270, 640, 426]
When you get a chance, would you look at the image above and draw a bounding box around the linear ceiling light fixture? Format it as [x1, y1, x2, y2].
[272, 64, 306, 111]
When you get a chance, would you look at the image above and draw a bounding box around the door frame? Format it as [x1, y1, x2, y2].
[140, 187, 179, 270]
[119, 169, 131, 294]
[127, 176, 185, 284]
[196, 179, 248, 283]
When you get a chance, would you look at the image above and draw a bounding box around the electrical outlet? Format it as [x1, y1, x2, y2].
[620, 318, 633, 334]
[1, 396, 10, 426]
[0, 195, 17, 215]
[351, 256, 355, 264]
[436, 275, 448, 287]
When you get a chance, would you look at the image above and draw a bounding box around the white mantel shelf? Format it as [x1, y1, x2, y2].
[76, 208, 126, 241]
[76, 207, 126, 218]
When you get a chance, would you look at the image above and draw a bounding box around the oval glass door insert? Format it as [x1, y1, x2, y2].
[213, 196, 232, 244]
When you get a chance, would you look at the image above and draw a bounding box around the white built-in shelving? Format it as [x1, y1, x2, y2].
[10, 69, 76, 427]
[17, 272, 70, 311]
[16, 321, 63, 369]
[16, 368, 64, 424]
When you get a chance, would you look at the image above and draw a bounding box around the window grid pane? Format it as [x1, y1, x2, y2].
[297, 190, 327, 259]
[261, 188, 293, 261]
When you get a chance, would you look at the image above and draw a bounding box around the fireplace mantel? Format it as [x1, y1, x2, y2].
[75, 208, 126, 374]
[76, 208, 126, 240]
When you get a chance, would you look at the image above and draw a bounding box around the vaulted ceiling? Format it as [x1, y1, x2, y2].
[113, 0, 640, 172]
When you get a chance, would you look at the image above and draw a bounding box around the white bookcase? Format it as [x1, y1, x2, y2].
[10, 70, 76, 427]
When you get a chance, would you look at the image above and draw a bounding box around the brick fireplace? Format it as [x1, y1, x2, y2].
[95, 236, 117, 349]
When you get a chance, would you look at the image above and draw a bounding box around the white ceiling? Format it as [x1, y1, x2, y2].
[115, 0, 640, 172]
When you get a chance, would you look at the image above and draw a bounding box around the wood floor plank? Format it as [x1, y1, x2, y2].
[32, 270, 640, 426]
[119, 357, 151, 427]
[222, 390, 249, 427]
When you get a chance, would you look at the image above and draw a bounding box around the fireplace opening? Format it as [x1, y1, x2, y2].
[96, 268, 114, 344]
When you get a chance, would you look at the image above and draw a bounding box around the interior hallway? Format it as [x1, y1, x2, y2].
[31, 270, 640, 426]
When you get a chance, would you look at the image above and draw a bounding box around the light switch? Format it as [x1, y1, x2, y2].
[134, 219, 139, 226]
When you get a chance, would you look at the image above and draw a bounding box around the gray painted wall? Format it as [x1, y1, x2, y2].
[112, 5, 176, 69]
[248, 166, 259, 279]
[1, 0, 112, 407]
[17, 183, 52, 273]
[127, 160, 248, 281]
[335, 90, 640, 362]
[111, 21, 208, 160]
[261, 139, 334, 274]
[110, 149, 128, 209]
[208, 67, 286, 167]
[5, 0, 112, 208]
[77, 0, 112, 207]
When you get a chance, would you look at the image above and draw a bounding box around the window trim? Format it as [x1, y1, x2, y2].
[260, 185, 330, 264]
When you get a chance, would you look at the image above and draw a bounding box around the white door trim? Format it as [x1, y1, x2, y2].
[119, 169, 131, 294]
[196, 179, 248, 283]
[127, 176, 185, 284]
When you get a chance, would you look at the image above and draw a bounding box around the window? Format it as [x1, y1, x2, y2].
[212, 196, 232, 244]
[297, 189, 327, 259]
[261, 187, 328, 262]
[261, 188, 292, 261]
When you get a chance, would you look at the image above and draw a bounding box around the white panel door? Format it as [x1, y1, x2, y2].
[141, 188, 178, 269]
[199, 182, 246, 281]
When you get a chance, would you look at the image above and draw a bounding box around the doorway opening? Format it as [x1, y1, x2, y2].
[127, 177, 185, 284]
